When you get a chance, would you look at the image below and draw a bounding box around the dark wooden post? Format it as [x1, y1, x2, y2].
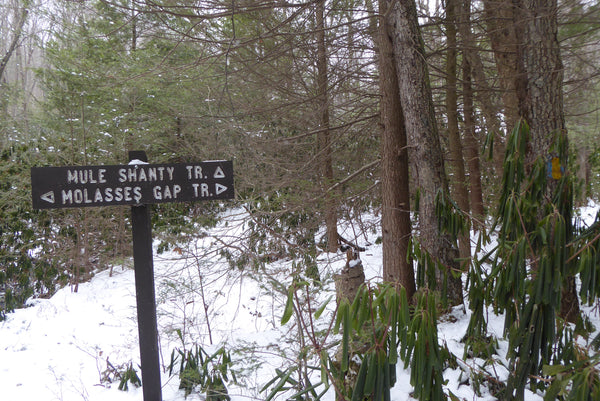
[129, 150, 162, 401]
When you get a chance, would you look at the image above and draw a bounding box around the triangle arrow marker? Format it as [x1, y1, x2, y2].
[215, 183, 228, 195]
[213, 166, 225, 179]
[41, 191, 55, 204]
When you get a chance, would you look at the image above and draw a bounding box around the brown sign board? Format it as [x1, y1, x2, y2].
[31, 160, 234, 209]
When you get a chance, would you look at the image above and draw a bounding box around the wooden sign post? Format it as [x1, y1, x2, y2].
[128, 150, 162, 401]
[31, 151, 234, 401]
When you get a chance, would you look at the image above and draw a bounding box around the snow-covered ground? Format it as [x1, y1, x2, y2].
[1, 206, 599, 400]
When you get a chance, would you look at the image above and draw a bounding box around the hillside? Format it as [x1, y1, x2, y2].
[1, 206, 600, 401]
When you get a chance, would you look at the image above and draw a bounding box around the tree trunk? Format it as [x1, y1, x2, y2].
[482, 0, 522, 131]
[576, 146, 591, 203]
[445, 0, 471, 263]
[333, 248, 366, 400]
[378, 0, 415, 300]
[519, 0, 565, 165]
[458, 0, 485, 226]
[462, 53, 485, 227]
[390, 0, 463, 306]
[0, 4, 28, 82]
[461, 28, 505, 180]
[316, 0, 338, 252]
[518, 0, 579, 323]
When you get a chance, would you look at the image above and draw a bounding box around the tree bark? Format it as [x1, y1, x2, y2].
[389, 0, 463, 305]
[462, 54, 485, 227]
[519, 0, 565, 166]
[458, 0, 485, 226]
[378, 0, 415, 300]
[445, 0, 471, 263]
[460, 28, 505, 180]
[482, 0, 522, 131]
[517, 0, 579, 322]
[0, 4, 28, 83]
[316, 0, 339, 252]
[576, 146, 591, 203]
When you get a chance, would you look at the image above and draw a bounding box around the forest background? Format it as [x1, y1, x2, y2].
[2, 0, 600, 400]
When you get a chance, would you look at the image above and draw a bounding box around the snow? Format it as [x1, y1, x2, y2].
[129, 159, 149, 165]
[348, 258, 361, 268]
[0, 268, 139, 400]
[1, 205, 600, 400]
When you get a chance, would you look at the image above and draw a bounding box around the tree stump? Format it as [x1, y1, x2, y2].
[334, 246, 365, 305]
[333, 246, 367, 399]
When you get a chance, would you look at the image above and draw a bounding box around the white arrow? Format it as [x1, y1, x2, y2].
[41, 191, 55, 204]
[215, 183, 228, 195]
[213, 166, 225, 178]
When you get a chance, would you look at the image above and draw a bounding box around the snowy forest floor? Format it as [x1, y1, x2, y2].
[1, 204, 600, 401]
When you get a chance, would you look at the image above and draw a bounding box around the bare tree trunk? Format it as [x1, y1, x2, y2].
[445, 0, 471, 263]
[378, 0, 415, 299]
[0, 3, 28, 82]
[576, 146, 591, 203]
[131, 1, 137, 52]
[482, 0, 522, 131]
[458, 0, 485, 226]
[462, 53, 485, 226]
[460, 32, 505, 179]
[316, 0, 338, 252]
[390, 0, 463, 306]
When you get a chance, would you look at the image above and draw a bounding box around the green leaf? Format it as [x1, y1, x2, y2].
[448, 390, 462, 401]
[363, 353, 377, 395]
[358, 288, 371, 326]
[334, 301, 348, 334]
[314, 295, 332, 319]
[341, 305, 350, 373]
[388, 292, 399, 365]
[350, 286, 363, 316]
[542, 364, 569, 376]
[375, 351, 386, 401]
[260, 370, 285, 394]
[352, 357, 368, 401]
[289, 381, 322, 400]
[262, 368, 295, 401]
[320, 350, 329, 386]
[281, 287, 295, 325]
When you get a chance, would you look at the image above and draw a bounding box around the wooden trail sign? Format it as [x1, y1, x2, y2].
[31, 160, 233, 209]
[31, 152, 234, 401]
